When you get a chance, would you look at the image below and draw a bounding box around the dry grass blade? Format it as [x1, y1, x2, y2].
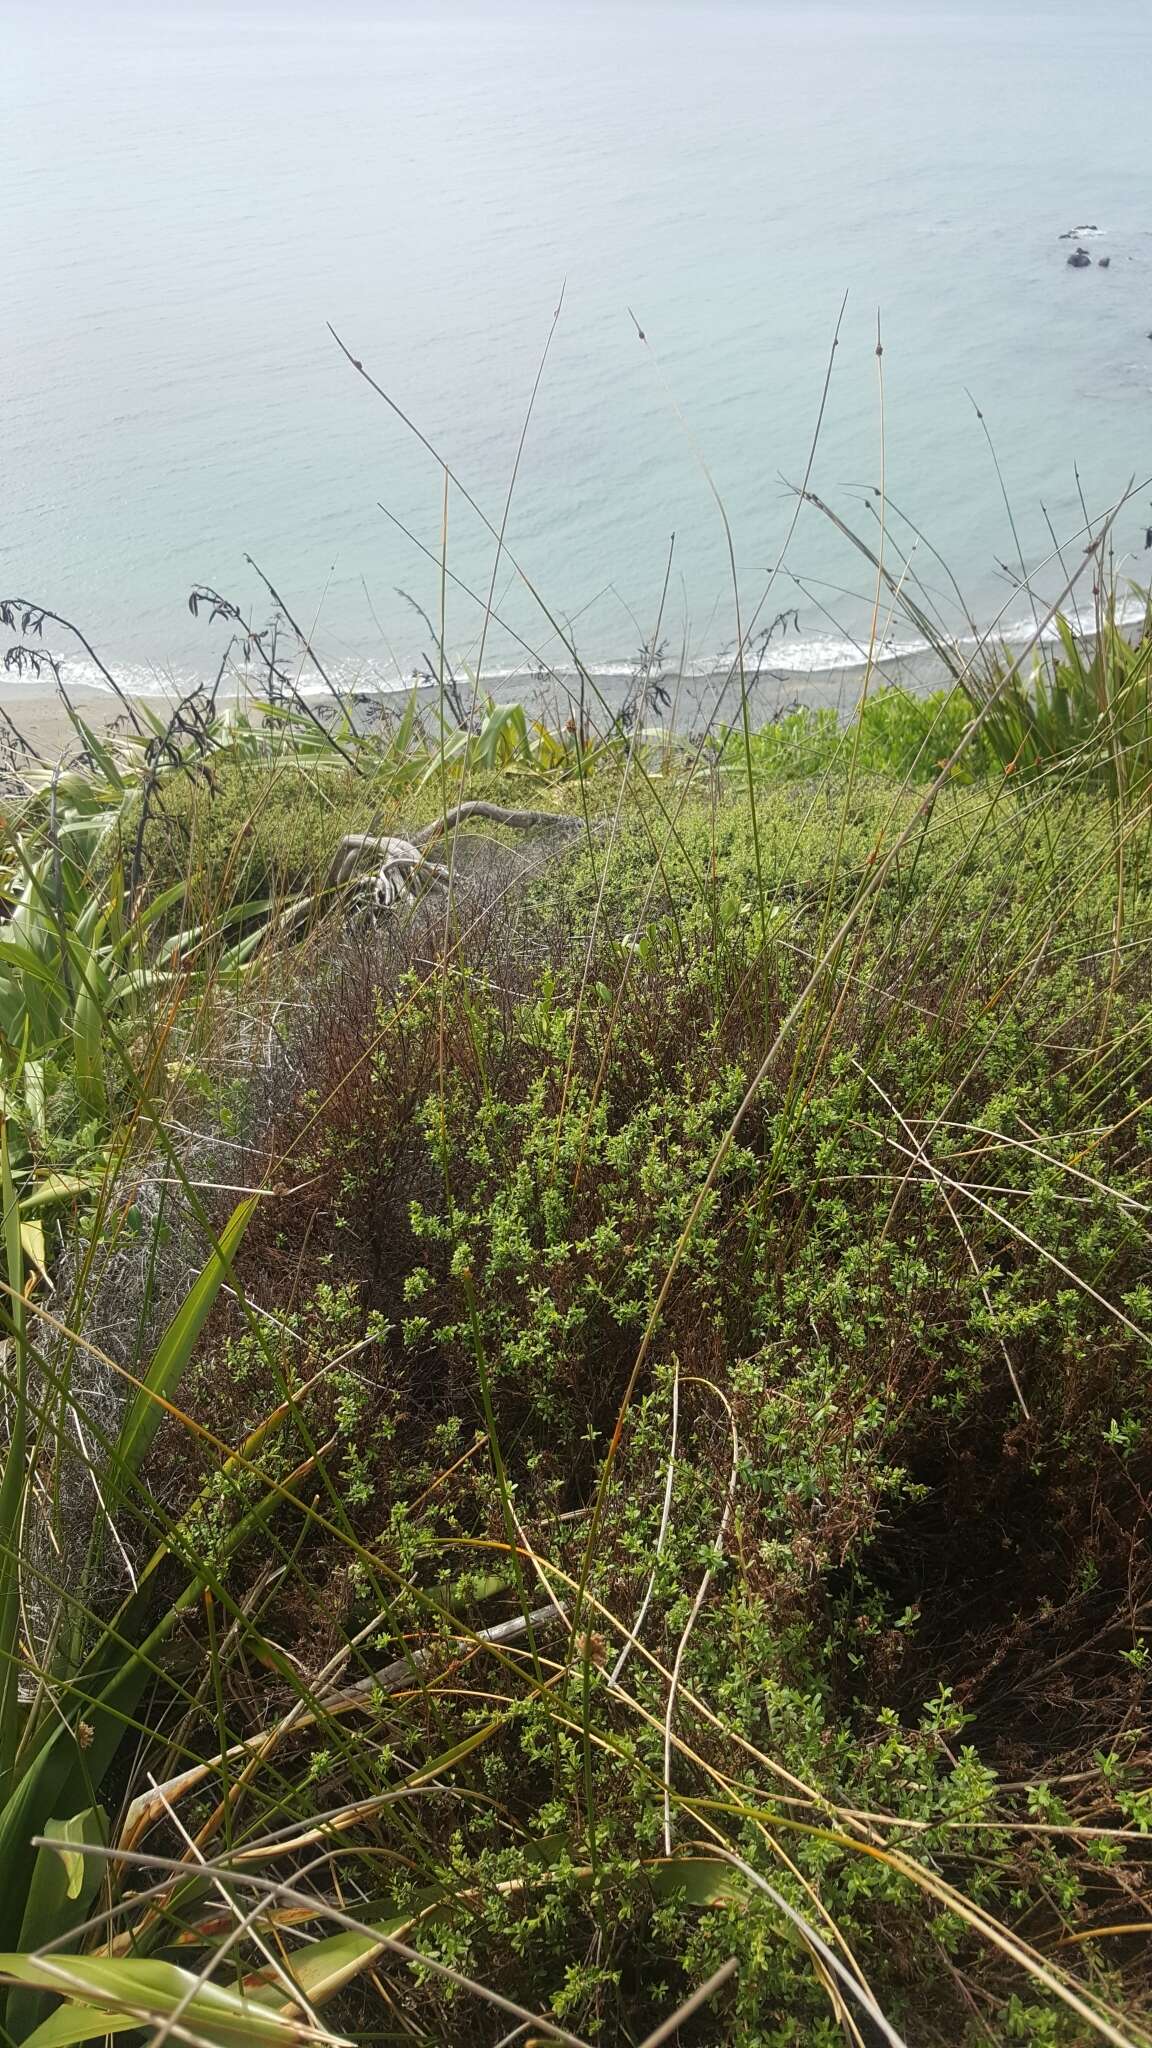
[30, 1843, 595, 2048]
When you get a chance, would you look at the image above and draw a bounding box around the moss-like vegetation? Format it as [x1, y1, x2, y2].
[2, 658, 1151, 2046]
[142, 783, 1152, 2042]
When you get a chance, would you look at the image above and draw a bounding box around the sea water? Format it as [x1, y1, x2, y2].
[4, 0, 1152, 702]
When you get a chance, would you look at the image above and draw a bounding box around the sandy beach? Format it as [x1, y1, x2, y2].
[0, 644, 961, 779]
[0, 685, 144, 771]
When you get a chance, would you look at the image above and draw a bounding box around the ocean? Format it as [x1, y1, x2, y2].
[4, 0, 1152, 706]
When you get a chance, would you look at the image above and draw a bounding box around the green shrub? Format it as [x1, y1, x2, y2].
[121, 778, 1152, 2042]
[721, 683, 989, 785]
[4, 681, 1151, 2043]
[973, 598, 1152, 795]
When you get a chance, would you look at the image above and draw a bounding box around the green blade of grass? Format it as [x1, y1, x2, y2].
[113, 1195, 256, 1482]
[7, 1810, 109, 2040]
[0, 1112, 28, 1803]
[0, 1955, 309, 2048]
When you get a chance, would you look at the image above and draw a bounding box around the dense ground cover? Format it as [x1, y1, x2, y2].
[0, 621, 1150, 2045]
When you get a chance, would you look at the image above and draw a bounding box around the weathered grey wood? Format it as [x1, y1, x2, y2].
[319, 1602, 563, 1713]
[413, 803, 582, 847]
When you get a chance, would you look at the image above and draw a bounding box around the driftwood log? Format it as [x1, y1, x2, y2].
[270, 803, 581, 946]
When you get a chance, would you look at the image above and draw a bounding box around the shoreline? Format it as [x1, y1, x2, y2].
[0, 646, 958, 774]
[4, 590, 1146, 768]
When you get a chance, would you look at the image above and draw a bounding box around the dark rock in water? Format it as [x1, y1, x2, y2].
[1067, 248, 1092, 268]
[1099, 255, 1112, 268]
[1060, 223, 1099, 238]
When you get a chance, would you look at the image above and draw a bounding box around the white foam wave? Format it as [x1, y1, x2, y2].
[6, 589, 1149, 712]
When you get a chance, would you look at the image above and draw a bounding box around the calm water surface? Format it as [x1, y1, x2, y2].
[4, 0, 1152, 695]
